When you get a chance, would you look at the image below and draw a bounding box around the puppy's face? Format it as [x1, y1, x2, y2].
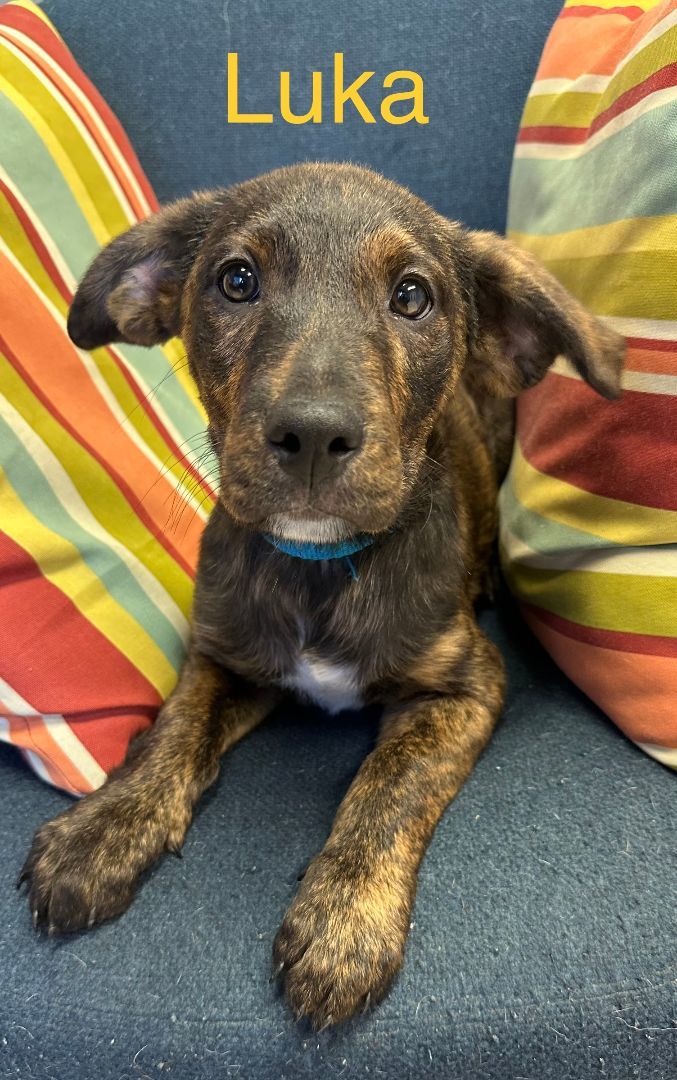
[68, 164, 624, 542]
[183, 169, 473, 541]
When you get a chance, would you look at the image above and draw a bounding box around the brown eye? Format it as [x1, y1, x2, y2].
[218, 261, 259, 302]
[390, 277, 432, 319]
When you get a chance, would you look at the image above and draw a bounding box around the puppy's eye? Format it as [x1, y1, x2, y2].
[390, 277, 432, 319]
[218, 261, 259, 302]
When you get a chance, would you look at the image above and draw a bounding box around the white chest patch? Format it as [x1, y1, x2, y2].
[282, 654, 363, 714]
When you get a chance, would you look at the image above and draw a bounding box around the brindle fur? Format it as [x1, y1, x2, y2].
[20, 163, 624, 1028]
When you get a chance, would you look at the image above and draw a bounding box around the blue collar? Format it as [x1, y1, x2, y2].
[262, 532, 374, 579]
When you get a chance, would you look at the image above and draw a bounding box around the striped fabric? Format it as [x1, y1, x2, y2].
[501, 0, 677, 768]
[0, 1, 215, 793]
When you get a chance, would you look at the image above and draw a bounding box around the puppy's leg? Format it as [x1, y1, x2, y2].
[21, 650, 277, 933]
[274, 624, 504, 1029]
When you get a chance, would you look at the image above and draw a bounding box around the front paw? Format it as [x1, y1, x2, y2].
[273, 853, 411, 1028]
[19, 793, 182, 934]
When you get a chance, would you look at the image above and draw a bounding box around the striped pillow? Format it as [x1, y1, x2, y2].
[501, 0, 677, 769]
[0, 1, 214, 793]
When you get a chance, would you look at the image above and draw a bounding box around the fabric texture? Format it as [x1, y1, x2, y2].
[500, 0, 677, 769]
[41, 0, 563, 234]
[1, 605, 675, 1080]
[0, 0, 216, 794]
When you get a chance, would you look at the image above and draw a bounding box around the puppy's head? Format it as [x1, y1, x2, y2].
[68, 163, 624, 542]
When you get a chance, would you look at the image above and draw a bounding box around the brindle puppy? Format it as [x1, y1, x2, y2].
[19, 163, 624, 1028]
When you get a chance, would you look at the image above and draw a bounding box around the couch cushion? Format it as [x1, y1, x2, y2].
[2, 606, 675, 1079]
[500, 0, 677, 768]
[0, 0, 215, 793]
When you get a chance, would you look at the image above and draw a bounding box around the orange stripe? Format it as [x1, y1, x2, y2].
[535, 2, 672, 79]
[524, 608, 677, 747]
[3, 713, 92, 794]
[626, 343, 677, 374]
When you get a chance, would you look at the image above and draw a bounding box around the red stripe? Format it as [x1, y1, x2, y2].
[560, 5, 645, 19]
[60, 708, 155, 775]
[518, 371, 677, 511]
[0, 178, 71, 304]
[0, 332, 197, 579]
[0, 5, 158, 212]
[0, 529, 160, 719]
[519, 61, 677, 150]
[518, 125, 588, 144]
[522, 601, 677, 658]
[590, 61, 677, 136]
[626, 336, 677, 353]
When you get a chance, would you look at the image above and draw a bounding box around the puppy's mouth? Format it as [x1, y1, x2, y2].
[264, 512, 356, 544]
[218, 422, 407, 539]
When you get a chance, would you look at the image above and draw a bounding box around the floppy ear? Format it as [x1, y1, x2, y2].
[67, 191, 225, 350]
[465, 230, 625, 400]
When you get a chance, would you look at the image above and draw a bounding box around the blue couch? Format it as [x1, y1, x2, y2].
[1, 2, 675, 1077]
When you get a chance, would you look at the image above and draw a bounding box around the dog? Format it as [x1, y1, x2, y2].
[19, 163, 624, 1029]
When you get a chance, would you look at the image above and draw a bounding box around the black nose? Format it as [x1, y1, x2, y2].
[265, 400, 364, 484]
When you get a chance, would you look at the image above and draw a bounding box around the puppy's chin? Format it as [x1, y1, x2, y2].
[265, 514, 354, 544]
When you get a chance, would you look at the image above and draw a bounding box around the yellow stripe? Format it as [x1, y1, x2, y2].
[0, 352, 195, 615]
[529, 249, 677, 319]
[503, 553, 677, 636]
[509, 214, 677, 260]
[0, 467, 177, 695]
[522, 91, 600, 129]
[3, 239, 212, 542]
[511, 444, 677, 545]
[0, 34, 137, 227]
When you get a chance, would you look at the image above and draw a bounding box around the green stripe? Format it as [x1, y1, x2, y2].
[499, 480, 621, 552]
[0, 412, 187, 666]
[0, 92, 101, 277]
[508, 101, 677, 234]
[501, 480, 677, 566]
[0, 44, 131, 238]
